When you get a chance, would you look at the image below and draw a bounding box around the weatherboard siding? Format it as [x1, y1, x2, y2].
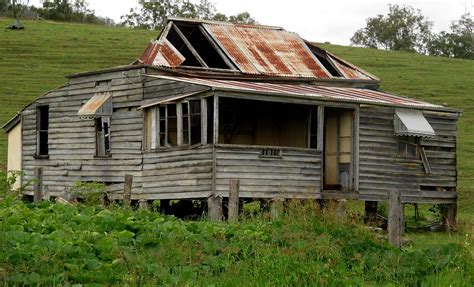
[358, 106, 457, 203]
[21, 69, 146, 199]
[214, 145, 322, 199]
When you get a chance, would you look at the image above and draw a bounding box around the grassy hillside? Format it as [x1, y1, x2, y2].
[0, 17, 156, 164]
[0, 17, 473, 212]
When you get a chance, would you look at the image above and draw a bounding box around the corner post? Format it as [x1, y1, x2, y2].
[446, 203, 457, 230]
[208, 195, 223, 221]
[123, 174, 133, 208]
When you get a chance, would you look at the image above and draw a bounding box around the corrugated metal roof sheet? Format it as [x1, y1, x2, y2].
[202, 23, 331, 78]
[147, 75, 445, 110]
[139, 39, 185, 67]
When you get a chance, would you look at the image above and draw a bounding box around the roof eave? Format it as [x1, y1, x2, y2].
[65, 64, 149, 79]
[2, 113, 21, 133]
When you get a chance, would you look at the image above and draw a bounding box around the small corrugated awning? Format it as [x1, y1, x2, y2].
[394, 109, 435, 138]
[78, 92, 112, 118]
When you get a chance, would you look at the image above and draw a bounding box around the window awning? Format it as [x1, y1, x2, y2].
[78, 92, 112, 118]
[394, 109, 435, 138]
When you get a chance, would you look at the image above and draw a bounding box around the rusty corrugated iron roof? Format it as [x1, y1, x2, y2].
[202, 23, 331, 78]
[140, 39, 185, 67]
[146, 75, 447, 110]
[138, 18, 379, 82]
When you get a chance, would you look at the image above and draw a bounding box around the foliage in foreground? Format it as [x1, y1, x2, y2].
[0, 197, 472, 286]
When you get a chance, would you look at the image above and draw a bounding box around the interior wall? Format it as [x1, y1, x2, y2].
[218, 98, 309, 148]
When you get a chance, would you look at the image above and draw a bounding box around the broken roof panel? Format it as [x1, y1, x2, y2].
[146, 75, 447, 111]
[139, 39, 185, 67]
[202, 23, 331, 78]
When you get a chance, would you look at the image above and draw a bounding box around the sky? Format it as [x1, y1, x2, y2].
[29, 0, 472, 45]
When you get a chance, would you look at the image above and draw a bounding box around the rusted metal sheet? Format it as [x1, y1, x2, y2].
[139, 39, 185, 68]
[203, 23, 331, 78]
[327, 53, 378, 80]
[78, 92, 112, 118]
[148, 75, 445, 110]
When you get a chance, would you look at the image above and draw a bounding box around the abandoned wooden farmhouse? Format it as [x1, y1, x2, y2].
[3, 18, 459, 220]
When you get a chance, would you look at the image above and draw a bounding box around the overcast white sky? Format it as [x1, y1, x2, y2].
[30, 0, 472, 45]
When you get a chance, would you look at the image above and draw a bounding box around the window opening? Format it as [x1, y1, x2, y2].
[397, 136, 419, 159]
[309, 108, 318, 149]
[189, 100, 202, 145]
[36, 105, 49, 156]
[96, 117, 111, 157]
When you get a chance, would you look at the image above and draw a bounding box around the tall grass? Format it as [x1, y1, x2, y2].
[0, 186, 472, 285]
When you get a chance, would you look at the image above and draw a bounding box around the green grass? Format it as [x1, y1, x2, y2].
[0, 196, 472, 285]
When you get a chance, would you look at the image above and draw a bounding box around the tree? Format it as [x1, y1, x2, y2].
[5, 0, 30, 28]
[351, 4, 433, 53]
[35, 0, 109, 24]
[213, 11, 256, 24]
[121, 0, 256, 30]
[427, 14, 473, 59]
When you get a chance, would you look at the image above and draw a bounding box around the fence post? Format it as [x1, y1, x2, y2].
[33, 167, 43, 202]
[123, 174, 133, 208]
[388, 189, 402, 247]
[228, 179, 240, 221]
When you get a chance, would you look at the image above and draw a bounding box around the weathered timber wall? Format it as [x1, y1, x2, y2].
[214, 145, 321, 198]
[358, 106, 457, 203]
[22, 69, 146, 199]
[142, 146, 213, 199]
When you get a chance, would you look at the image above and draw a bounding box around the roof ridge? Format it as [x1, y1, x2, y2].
[166, 16, 284, 30]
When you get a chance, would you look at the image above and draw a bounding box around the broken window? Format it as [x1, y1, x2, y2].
[96, 117, 111, 157]
[36, 105, 49, 157]
[144, 99, 205, 150]
[218, 98, 311, 148]
[397, 136, 418, 159]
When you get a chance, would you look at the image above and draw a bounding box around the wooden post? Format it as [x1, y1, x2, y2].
[388, 190, 402, 247]
[33, 167, 43, 202]
[208, 195, 223, 221]
[228, 179, 240, 221]
[123, 174, 133, 208]
[271, 198, 284, 220]
[446, 203, 457, 231]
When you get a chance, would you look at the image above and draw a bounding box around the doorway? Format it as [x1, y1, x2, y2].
[324, 108, 354, 191]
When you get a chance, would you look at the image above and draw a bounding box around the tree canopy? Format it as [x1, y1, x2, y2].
[351, 5, 473, 59]
[351, 5, 432, 53]
[121, 0, 256, 30]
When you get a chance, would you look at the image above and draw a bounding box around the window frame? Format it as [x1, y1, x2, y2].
[397, 136, 419, 159]
[35, 105, 49, 158]
[144, 98, 206, 151]
[95, 116, 111, 157]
